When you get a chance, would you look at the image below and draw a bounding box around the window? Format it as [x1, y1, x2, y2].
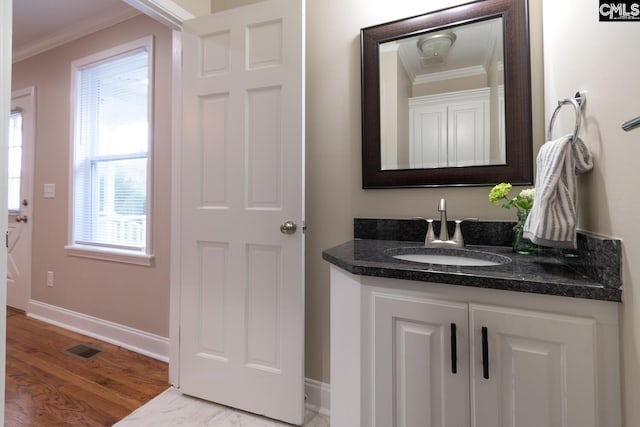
[8, 110, 23, 212]
[67, 37, 154, 265]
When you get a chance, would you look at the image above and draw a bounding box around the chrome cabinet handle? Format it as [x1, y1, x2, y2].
[280, 221, 297, 235]
[15, 215, 28, 223]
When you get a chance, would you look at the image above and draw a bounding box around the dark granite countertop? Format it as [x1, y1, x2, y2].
[322, 219, 622, 303]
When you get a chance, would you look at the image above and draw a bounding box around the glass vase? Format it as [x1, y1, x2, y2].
[513, 208, 535, 254]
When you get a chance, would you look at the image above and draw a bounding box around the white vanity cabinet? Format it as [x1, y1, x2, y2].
[373, 294, 470, 426]
[330, 266, 621, 427]
[469, 304, 598, 427]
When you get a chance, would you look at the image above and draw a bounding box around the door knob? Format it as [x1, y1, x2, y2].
[15, 215, 28, 223]
[280, 221, 297, 235]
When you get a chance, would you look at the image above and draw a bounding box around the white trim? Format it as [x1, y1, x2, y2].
[168, 29, 183, 387]
[1, 0, 13, 418]
[304, 378, 331, 417]
[11, 0, 197, 63]
[409, 86, 491, 107]
[64, 244, 155, 266]
[67, 35, 155, 264]
[69, 35, 154, 75]
[414, 65, 487, 85]
[9, 86, 36, 310]
[122, 0, 196, 30]
[9, 86, 34, 102]
[12, 8, 141, 63]
[27, 295, 329, 416]
[27, 300, 169, 362]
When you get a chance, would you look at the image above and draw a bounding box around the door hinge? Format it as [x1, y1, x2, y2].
[302, 220, 307, 234]
[5, 231, 8, 249]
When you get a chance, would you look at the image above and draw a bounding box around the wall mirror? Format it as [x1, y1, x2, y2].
[361, 0, 533, 188]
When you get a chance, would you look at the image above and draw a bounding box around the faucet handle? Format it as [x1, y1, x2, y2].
[425, 219, 435, 245]
[451, 218, 478, 247]
[452, 220, 464, 246]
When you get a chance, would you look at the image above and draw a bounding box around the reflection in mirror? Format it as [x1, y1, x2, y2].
[380, 18, 505, 170]
[361, 0, 533, 188]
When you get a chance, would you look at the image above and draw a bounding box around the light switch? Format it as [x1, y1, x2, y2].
[44, 183, 55, 198]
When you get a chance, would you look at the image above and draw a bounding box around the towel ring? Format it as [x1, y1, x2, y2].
[547, 91, 586, 141]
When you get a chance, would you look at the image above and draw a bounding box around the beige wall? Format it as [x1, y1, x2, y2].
[541, 1, 640, 425]
[487, 41, 502, 164]
[11, 14, 173, 337]
[396, 54, 411, 169]
[379, 49, 399, 169]
[210, 0, 265, 13]
[174, 0, 210, 16]
[305, 0, 545, 383]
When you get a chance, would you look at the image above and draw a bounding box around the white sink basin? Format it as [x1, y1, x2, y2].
[388, 248, 511, 267]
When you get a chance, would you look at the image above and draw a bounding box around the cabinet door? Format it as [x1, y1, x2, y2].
[469, 304, 597, 427]
[372, 293, 469, 427]
[409, 105, 448, 168]
[447, 99, 489, 167]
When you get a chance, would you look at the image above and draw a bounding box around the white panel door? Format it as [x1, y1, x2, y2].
[447, 99, 488, 167]
[409, 105, 447, 168]
[373, 293, 469, 427]
[178, 0, 305, 424]
[470, 304, 597, 427]
[7, 87, 35, 311]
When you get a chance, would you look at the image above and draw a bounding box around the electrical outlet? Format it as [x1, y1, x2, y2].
[47, 271, 54, 287]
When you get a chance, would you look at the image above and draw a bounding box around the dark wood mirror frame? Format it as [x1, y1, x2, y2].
[361, 0, 532, 188]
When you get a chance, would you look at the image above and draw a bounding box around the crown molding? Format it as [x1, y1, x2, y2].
[12, 7, 141, 63]
[413, 64, 486, 85]
[122, 0, 196, 30]
[12, 0, 197, 63]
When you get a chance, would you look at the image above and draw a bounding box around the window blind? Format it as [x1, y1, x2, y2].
[72, 47, 150, 251]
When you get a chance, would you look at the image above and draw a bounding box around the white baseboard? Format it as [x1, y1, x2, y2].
[27, 299, 170, 362]
[305, 377, 330, 417]
[26, 299, 330, 416]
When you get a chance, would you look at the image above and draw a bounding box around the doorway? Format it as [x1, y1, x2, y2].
[6, 87, 35, 311]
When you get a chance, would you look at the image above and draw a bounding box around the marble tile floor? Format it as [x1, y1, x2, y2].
[113, 387, 330, 427]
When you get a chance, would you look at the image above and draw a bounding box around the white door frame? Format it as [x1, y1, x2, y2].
[119, 0, 201, 389]
[0, 0, 12, 420]
[7, 86, 36, 311]
[169, 28, 182, 385]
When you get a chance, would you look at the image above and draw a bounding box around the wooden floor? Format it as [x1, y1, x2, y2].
[4, 308, 169, 426]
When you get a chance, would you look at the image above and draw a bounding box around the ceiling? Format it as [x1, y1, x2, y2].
[12, 0, 139, 58]
[394, 17, 503, 84]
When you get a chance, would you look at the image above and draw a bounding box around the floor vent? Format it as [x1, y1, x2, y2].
[64, 343, 104, 361]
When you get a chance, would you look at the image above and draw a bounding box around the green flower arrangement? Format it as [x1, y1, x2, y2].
[490, 183, 536, 254]
[489, 183, 535, 211]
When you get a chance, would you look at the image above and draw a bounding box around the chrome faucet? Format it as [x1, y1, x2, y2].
[424, 198, 477, 248]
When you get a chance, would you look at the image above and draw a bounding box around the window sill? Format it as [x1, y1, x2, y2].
[65, 245, 155, 266]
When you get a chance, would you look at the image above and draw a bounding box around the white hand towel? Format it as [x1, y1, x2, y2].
[523, 134, 593, 249]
